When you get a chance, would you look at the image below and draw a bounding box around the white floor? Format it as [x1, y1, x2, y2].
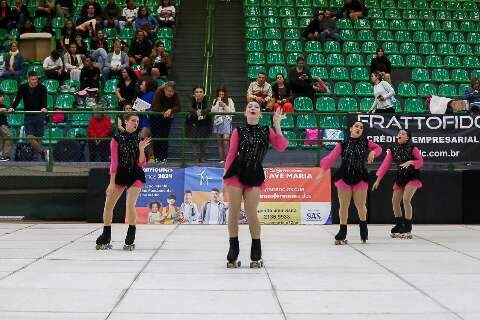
[0, 223, 479, 320]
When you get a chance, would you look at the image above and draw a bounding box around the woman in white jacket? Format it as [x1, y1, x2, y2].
[64, 43, 84, 82]
[369, 71, 396, 113]
[211, 87, 235, 164]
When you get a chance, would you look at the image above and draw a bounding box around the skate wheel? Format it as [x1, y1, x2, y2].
[334, 239, 348, 245]
[249, 260, 263, 268]
[123, 244, 135, 251]
[227, 261, 241, 268]
[96, 244, 112, 250]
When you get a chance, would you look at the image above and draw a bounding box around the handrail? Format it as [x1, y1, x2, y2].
[202, 0, 215, 98]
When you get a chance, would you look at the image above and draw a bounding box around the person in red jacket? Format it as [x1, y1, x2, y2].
[87, 108, 112, 161]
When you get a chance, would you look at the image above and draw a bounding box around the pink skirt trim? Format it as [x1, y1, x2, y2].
[393, 179, 422, 190]
[335, 179, 369, 191]
[115, 180, 144, 189]
[224, 176, 266, 191]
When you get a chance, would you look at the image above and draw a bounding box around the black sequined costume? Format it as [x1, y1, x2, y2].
[223, 124, 270, 187]
[391, 143, 421, 187]
[113, 132, 146, 187]
[335, 137, 370, 185]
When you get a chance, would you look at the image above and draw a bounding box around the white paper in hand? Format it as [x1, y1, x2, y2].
[133, 98, 151, 112]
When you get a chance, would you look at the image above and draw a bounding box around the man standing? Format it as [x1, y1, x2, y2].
[200, 188, 227, 225]
[180, 190, 200, 224]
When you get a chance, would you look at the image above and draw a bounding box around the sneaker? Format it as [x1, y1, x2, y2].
[0, 155, 10, 162]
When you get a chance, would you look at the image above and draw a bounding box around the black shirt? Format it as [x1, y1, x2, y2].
[80, 66, 101, 89]
[11, 83, 48, 112]
[370, 56, 392, 74]
[288, 67, 313, 95]
[0, 104, 7, 126]
[117, 80, 138, 104]
[128, 40, 152, 58]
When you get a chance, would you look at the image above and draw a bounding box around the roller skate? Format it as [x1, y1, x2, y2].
[390, 217, 404, 238]
[359, 220, 368, 243]
[249, 239, 263, 268]
[123, 225, 136, 251]
[400, 219, 413, 239]
[226, 237, 241, 268]
[95, 226, 112, 250]
[334, 224, 348, 245]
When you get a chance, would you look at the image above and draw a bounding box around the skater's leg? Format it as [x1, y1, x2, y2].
[352, 189, 368, 222]
[226, 185, 243, 237]
[125, 187, 142, 225]
[243, 187, 261, 239]
[392, 190, 404, 218]
[102, 187, 125, 226]
[402, 186, 417, 220]
[338, 188, 353, 225]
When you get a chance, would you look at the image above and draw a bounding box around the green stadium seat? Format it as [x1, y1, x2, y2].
[267, 53, 285, 65]
[305, 41, 322, 53]
[357, 30, 374, 42]
[262, 6, 278, 17]
[359, 97, 375, 112]
[56, 94, 75, 110]
[400, 42, 416, 54]
[330, 67, 349, 81]
[157, 28, 173, 39]
[287, 53, 302, 65]
[313, 0, 329, 6]
[280, 113, 294, 129]
[268, 66, 287, 80]
[318, 116, 341, 129]
[475, 45, 480, 56]
[461, 21, 477, 33]
[372, 19, 389, 30]
[51, 16, 65, 29]
[334, 82, 354, 96]
[265, 28, 281, 40]
[408, 20, 423, 31]
[311, 66, 328, 80]
[351, 67, 369, 81]
[279, 0, 294, 6]
[389, 54, 404, 68]
[285, 40, 302, 52]
[404, 98, 425, 113]
[346, 53, 364, 67]
[296, 7, 312, 17]
[376, 30, 393, 41]
[395, 31, 411, 42]
[406, 55, 423, 68]
[456, 44, 473, 57]
[365, 0, 379, 7]
[294, 97, 314, 112]
[467, 33, 480, 45]
[245, 6, 261, 17]
[438, 84, 456, 97]
[71, 113, 92, 127]
[43, 127, 64, 145]
[340, 29, 356, 41]
[326, 53, 344, 66]
[438, 43, 454, 56]
[245, 17, 262, 28]
[463, 2, 478, 11]
[279, 7, 295, 17]
[99, 94, 118, 110]
[247, 40, 264, 51]
[42, 80, 59, 94]
[443, 21, 459, 33]
[7, 113, 24, 127]
[297, 114, 317, 128]
[381, 0, 395, 8]
[414, 0, 427, 8]
[284, 28, 300, 40]
[418, 83, 437, 97]
[398, 82, 417, 97]
[446, 1, 461, 11]
[296, 0, 311, 6]
[246, 28, 263, 39]
[103, 79, 119, 94]
[342, 41, 359, 54]
[384, 9, 401, 20]
[261, 0, 275, 5]
[402, 9, 417, 20]
[451, 69, 470, 83]
[266, 40, 283, 52]
[424, 20, 441, 32]
[458, 84, 471, 96]
[389, 19, 406, 30]
[264, 17, 280, 28]
[62, 80, 80, 92]
[307, 53, 325, 66]
[354, 19, 370, 30]
[316, 97, 336, 112]
[362, 41, 377, 54]
[119, 27, 134, 41]
[299, 17, 311, 28]
[413, 31, 429, 43]
[419, 43, 435, 55]
[66, 127, 87, 138]
[412, 68, 430, 82]
[336, 19, 352, 29]
[444, 56, 461, 69]
[369, 8, 383, 19]
[383, 42, 398, 54]
[0, 79, 18, 94]
[324, 41, 341, 53]
[425, 55, 443, 68]
[431, 68, 450, 83]
[283, 131, 298, 149]
[258, 114, 272, 127]
[33, 16, 48, 32]
[449, 31, 464, 43]
[431, 31, 447, 43]
[355, 82, 373, 97]
[436, 10, 451, 21]
[247, 52, 265, 65]
[337, 97, 358, 112]
[463, 56, 480, 69]
[282, 18, 298, 29]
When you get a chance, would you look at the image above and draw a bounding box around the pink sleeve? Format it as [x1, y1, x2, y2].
[376, 149, 393, 178]
[224, 129, 239, 172]
[320, 143, 342, 170]
[368, 140, 383, 158]
[412, 147, 424, 169]
[269, 128, 289, 152]
[138, 158, 147, 168]
[110, 139, 118, 175]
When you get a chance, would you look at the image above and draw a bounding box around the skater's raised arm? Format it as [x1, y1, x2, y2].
[368, 140, 383, 158]
[320, 143, 342, 170]
[138, 137, 151, 168]
[411, 147, 424, 169]
[224, 128, 239, 172]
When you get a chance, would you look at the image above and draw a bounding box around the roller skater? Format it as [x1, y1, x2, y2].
[95, 113, 150, 250]
[373, 129, 423, 240]
[223, 102, 288, 268]
[316, 121, 382, 245]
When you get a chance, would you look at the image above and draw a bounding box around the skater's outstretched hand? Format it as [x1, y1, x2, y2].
[272, 108, 286, 129]
[400, 160, 413, 168]
[139, 137, 152, 151]
[315, 169, 325, 184]
[372, 178, 381, 191]
[367, 150, 375, 164]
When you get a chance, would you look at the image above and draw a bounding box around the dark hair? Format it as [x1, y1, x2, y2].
[162, 0, 171, 6]
[258, 72, 266, 77]
[27, 71, 37, 78]
[372, 71, 383, 81]
[155, 41, 165, 47]
[143, 79, 157, 93]
[184, 190, 192, 194]
[349, 120, 364, 130]
[148, 201, 161, 209]
[123, 67, 138, 82]
[211, 188, 220, 193]
[51, 50, 59, 60]
[87, 3, 95, 10]
[193, 85, 205, 93]
[135, 30, 145, 38]
[376, 47, 384, 53]
[0, 92, 4, 97]
[296, 56, 305, 63]
[399, 129, 413, 142]
[275, 73, 285, 80]
[215, 87, 229, 104]
[124, 112, 139, 121]
[137, 5, 148, 18]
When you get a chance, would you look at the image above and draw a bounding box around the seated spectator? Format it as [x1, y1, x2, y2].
[43, 50, 66, 81]
[150, 67, 163, 86]
[370, 47, 392, 83]
[103, 39, 129, 79]
[157, 0, 175, 28]
[288, 57, 315, 100]
[80, 0, 102, 18]
[103, 0, 120, 29]
[336, 0, 368, 21]
[186, 86, 211, 163]
[246, 72, 274, 111]
[150, 41, 170, 77]
[80, 57, 101, 89]
[128, 30, 152, 65]
[211, 87, 234, 163]
[134, 6, 158, 38]
[87, 108, 112, 162]
[0, 0, 13, 30]
[136, 57, 152, 79]
[0, 92, 12, 161]
[90, 30, 109, 68]
[76, 4, 98, 36]
[272, 74, 293, 113]
[120, 0, 138, 29]
[56, 0, 73, 18]
[463, 78, 480, 114]
[64, 43, 84, 81]
[11, 0, 31, 30]
[115, 67, 138, 107]
[74, 34, 89, 58]
[369, 71, 396, 113]
[35, 0, 55, 17]
[60, 20, 77, 51]
[19, 18, 35, 34]
[319, 11, 340, 42]
[1, 42, 24, 81]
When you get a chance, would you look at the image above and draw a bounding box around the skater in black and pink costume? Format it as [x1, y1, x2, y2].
[372, 129, 424, 239]
[316, 121, 382, 244]
[223, 102, 289, 268]
[95, 113, 151, 250]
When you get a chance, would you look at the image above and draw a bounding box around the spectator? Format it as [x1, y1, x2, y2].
[0, 54, 5, 77]
[336, 0, 368, 21]
[288, 56, 315, 99]
[463, 78, 480, 114]
[370, 48, 392, 83]
[64, 43, 84, 81]
[11, 0, 31, 30]
[76, 4, 98, 36]
[120, 0, 138, 29]
[128, 30, 152, 65]
[56, 0, 73, 18]
[35, 0, 55, 17]
[80, 0, 102, 17]
[157, 0, 175, 28]
[80, 56, 101, 89]
[115, 67, 138, 107]
[369, 71, 396, 114]
[87, 108, 112, 162]
[60, 20, 77, 51]
[272, 73, 293, 112]
[0, 0, 13, 30]
[9, 71, 48, 161]
[149, 41, 170, 77]
[150, 81, 180, 163]
[180, 190, 200, 224]
[136, 57, 152, 79]
[103, 0, 120, 29]
[90, 30, 109, 68]
[211, 87, 234, 163]
[43, 50, 66, 81]
[246, 72, 274, 111]
[319, 11, 340, 42]
[138, 79, 157, 162]
[0, 92, 12, 161]
[103, 39, 129, 79]
[74, 34, 89, 57]
[134, 6, 158, 37]
[117, 103, 134, 132]
[186, 86, 211, 163]
[150, 67, 163, 86]
[199, 188, 227, 225]
[2, 42, 24, 81]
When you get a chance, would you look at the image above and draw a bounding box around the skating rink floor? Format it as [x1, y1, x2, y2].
[0, 223, 479, 320]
